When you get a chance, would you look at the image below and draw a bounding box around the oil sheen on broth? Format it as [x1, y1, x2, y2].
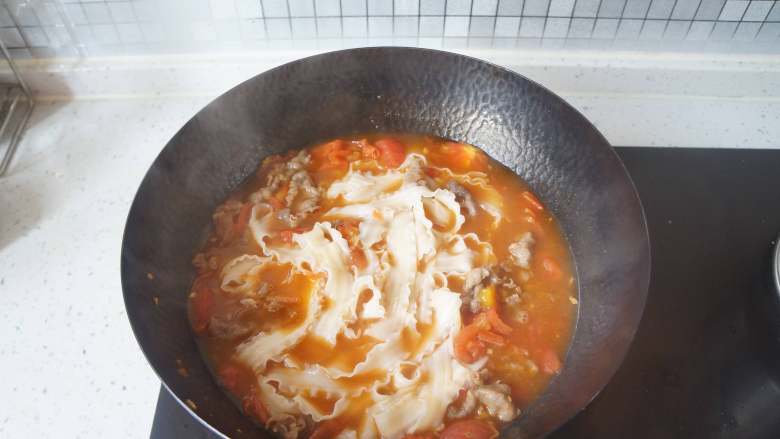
[187, 135, 576, 439]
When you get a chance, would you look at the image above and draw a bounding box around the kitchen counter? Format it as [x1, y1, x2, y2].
[1, 93, 779, 437]
[0, 99, 208, 437]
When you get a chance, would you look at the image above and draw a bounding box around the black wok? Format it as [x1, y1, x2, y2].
[121, 47, 650, 438]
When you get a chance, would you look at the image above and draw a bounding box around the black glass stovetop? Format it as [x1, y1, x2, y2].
[151, 147, 780, 439]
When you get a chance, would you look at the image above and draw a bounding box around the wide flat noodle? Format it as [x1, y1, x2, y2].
[265, 366, 354, 421]
[332, 289, 461, 381]
[364, 210, 418, 341]
[327, 169, 405, 203]
[370, 343, 474, 438]
[220, 255, 269, 294]
[236, 278, 321, 372]
[290, 223, 360, 343]
[248, 204, 274, 254]
[228, 153, 498, 438]
[267, 366, 348, 397]
[256, 379, 299, 423]
[354, 275, 385, 320]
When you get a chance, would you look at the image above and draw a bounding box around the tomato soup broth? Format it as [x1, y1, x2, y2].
[188, 135, 576, 439]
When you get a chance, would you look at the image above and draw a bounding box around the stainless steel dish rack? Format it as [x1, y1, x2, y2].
[0, 36, 34, 177]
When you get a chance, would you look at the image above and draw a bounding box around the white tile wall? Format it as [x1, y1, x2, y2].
[472, 0, 498, 15]
[593, 18, 620, 38]
[639, 19, 666, 38]
[548, 0, 575, 17]
[446, 0, 473, 15]
[599, 0, 627, 18]
[82, 3, 111, 24]
[495, 16, 520, 36]
[341, 0, 366, 15]
[444, 16, 470, 36]
[734, 20, 761, 38]
[210, 0, 237, 20]
[315, 0, 341, 17]
[743, 0, 773, 20]
[770, 1, 780, 19]
[525, 0, 551, 16]
[544, 17, 570, 37]
[757, 21, 780, 37]
[519, 17, 545, 37]
[646, 0, 677, 19]
[696, 0, 728, 19]
[469, 16, 495, 36]
[663, 20, 690, 39]
[623, 0, 652, 18]
[265, 18, 291, 38]
[395, 0, 420, 15]
[0, 0, 779, 59]
[288, 0, 314, 16]
[671, 0, 699, 20]
[368, 0, 393, 15]
[316, 17, 340, 37]
[291, 17, 314, 37]
[419, 16, 444, 36]
[394, 16, 418, 36]
[342, 16, 366, 37]
[498, 0, 524, 15]
[719, 0, 750, 20]
[108, 2, 135, 23]
[263, 0, 289, 18]
[711, 20, 739, 38]
[576, 0, 603, 17]
[421, 0, 446, 14]
[617, 18, 644, 38]
[368, 16, 392, 36]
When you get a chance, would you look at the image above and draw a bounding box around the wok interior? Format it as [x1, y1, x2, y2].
[121, 47, 649, 438]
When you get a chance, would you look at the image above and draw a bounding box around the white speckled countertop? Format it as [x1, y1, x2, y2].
[0, 48, 778, 438]
[0, 98, 208, 438]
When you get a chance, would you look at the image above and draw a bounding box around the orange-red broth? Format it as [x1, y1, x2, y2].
[187, 135, 577, 438]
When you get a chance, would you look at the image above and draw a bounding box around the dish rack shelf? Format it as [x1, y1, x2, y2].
[0, 37, 34, 178]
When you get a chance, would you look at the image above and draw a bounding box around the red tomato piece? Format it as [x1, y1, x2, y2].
[312, 140, 352, 170]
[454, 322, 483, 363]
[375, 138, 406, 168]
[218, 365, 240, 393]
[454, 313, 491, 363]
[242, 387, 270, 424]
[362, 144, 380, 160]
[436, 142, 487, 171]
[440, 420, 498, 439]
[486, 308, 513, 335]
[477, 330, 506, 346]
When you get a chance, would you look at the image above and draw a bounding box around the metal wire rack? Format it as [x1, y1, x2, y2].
[0, 34, 34, 177]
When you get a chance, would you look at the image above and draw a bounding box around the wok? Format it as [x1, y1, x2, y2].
[121, 47, 650, 438]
